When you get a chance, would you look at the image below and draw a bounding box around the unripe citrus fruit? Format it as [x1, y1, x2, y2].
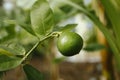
[57, 31, 83, 56]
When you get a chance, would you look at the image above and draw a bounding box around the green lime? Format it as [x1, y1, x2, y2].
[57, 31, 83, 56]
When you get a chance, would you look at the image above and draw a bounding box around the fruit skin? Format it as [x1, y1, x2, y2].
[57, 31, 83, 56]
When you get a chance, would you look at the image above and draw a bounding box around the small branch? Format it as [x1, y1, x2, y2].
[21, 41, 40, 62]
[21, 32, 60, 62]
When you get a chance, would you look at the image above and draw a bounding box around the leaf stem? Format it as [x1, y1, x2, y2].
[21, 41, 39, 62]
[21, 32, 59, 62]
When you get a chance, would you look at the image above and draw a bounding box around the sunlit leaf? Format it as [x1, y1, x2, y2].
[0, 47, 14, 56]
[23, 64, 44, 80]
[16, 9, 36, 36]
[0, 20, 16, 43]
[31, 0, 54, 39]
[0, 43, 25, 56]
[17, 0, 37, 10]
[7, 43, 26, 56]
[0, 54, 22, 71]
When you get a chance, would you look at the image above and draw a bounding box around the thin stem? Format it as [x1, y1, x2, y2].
[21, 32, 59, 62]
[21, 41, 40, 62]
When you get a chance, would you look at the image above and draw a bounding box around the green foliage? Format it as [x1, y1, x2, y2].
[31, 0, 54, 39]
[17, 0, 36, 10]
[54, 24, 77, 32]
[0, 8, 6, 28]
[0, 17, 16, 43]
[5, 23, 16, 35]
[0, 43, 25, 56]
[100, 0, 120, 71]
[60, 5, 73, 13]
[58, 0, 120, 71]
[60, 24, 77, 31]
[15, 9, 36, 36]
[1, 0, 120, 79]
[83, 43, 105, 52]
[100, 0, 120, 49]
[0, 0, 82, 77]
[23, 64, 44, 80]
[0, 54, 22, 71]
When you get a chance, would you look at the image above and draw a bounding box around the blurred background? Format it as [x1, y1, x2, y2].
[0, 0, 117, 80]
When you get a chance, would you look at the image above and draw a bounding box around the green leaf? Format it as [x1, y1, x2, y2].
[100, 0, 120, 50]
[60, 24, 77, 31]
[7, 43, 26, 56]
[100, 0, 120, 71]
[0, 35, 15, 44]
[71, 0, 83, 5]
[0, 8, 6, 18]
[0, 54, 22, 71]
[17, 0, 37, 10]
[16, 9, 36, 36]
[83, 43, 105, 52]
[0, 43, 26, 56]
[0, 8, 6, 28]
[18, 22, 36, 36]
[0, 20, 16, 43]
[23, 64, 44, 80]
[31, 0, 54, 39]
[0, 46, 15, 56]
[54, 24, 77, 32]
[4, 23, 16, 35]
[60, 5, 73, 13]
